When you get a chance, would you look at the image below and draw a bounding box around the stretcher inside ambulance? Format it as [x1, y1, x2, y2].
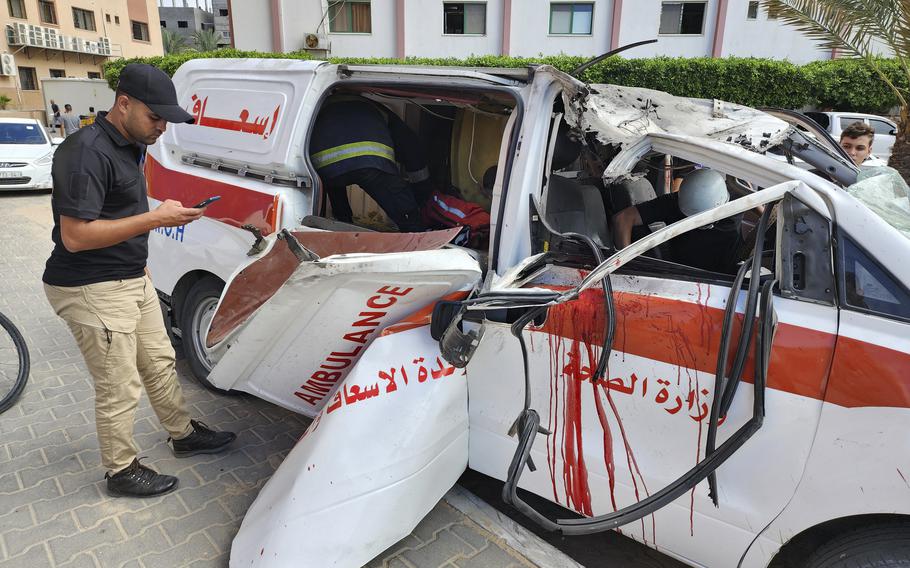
[146, 59, 910, 568]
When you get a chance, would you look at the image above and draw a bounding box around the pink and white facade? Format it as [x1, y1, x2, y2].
[227, 0, 864, 63]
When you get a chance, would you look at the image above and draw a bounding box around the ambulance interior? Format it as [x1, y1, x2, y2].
[305, 85, 778, 280]
[307, 85, 516, 252]
[535, 112, 780, 282]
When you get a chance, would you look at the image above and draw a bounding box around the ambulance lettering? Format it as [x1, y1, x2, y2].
[293, 285, 414, 405]
[190, 94, 281, 140]
[153, 224, 185, 242]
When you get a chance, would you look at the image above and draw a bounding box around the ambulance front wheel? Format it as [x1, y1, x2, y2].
[181, 276, 231, 394]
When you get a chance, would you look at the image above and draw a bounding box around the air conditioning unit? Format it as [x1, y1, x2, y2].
[28, 25, 46, 47]
[71, 37, 85, 52]
[44, 28, 60, 49]
[84, 40, 99, 54]
[0, 54, 16, 76]
[303, 33, 329, 51]
[11, 22, 29, 45]
[98, 37, 111, 56]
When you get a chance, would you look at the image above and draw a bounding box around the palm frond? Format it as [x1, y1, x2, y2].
[762, 0, 909, 107]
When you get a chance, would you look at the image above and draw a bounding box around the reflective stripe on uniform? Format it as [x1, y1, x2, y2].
[407, 166, 430, 183]
[311, 141, 395, 169]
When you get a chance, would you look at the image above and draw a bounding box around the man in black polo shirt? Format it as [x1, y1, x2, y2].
[43, 64, 236, 498]
[611, 168, 743, 274]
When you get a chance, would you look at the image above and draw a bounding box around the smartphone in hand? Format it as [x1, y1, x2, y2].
[192, 196, 221, 209]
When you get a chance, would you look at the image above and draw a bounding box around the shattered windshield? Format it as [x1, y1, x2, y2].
[846, 166, 910, 239]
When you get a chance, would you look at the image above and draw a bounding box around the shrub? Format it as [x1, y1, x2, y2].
[102, 52, 901, 113]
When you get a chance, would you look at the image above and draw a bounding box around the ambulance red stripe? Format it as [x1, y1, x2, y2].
[535, 288, 910, 410]
[145, 155, 278, 234]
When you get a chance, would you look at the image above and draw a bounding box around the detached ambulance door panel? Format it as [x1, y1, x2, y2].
[467, 198, 838, 566]
[206, 228, 482, 418]
[230, 325, 469, 568]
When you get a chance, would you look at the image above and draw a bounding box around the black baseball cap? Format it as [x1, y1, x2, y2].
[116, 63, 194, 124]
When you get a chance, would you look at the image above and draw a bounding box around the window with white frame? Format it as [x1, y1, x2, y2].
[549, 3, 593, 35]
[444, 3, 486, 35]
[329, 1, 371, 33]
[659, 2, 707, 34]
[747, 1, 758, 19]
[132, 20, 150, 41]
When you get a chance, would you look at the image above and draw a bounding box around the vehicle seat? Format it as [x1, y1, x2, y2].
[545, 173, 612, 248]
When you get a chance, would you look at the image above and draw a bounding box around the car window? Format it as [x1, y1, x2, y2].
[805, 112, 830, 130]
[0, 123, 48, 145]
[869, 119, 894, 135]
[839, 116, 864, 130]
[840, 235, 910, 320]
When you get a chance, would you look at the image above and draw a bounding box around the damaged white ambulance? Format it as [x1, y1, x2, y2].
[146, 59, 910, 568]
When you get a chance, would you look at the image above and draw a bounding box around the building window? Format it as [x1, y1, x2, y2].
[444, 3, 486, 35]
[328, 1, 371, 33]
[746, 1, 758, 19]
[49, 68, 65, 77]
[115, 15, 120, 24]
[160, 20, 166, 27]
[549, 3, 593, 34]
[72, 7, 96, 31]
[659, 2, 707, 35]
[219, 8, 228, 16]
[106, 13, 111, 22]
[88, 71, 101, 79]
[7, 0, 26, 18]
[177, 20, 188, 28]
[132, 20, 149, 41]
[18, 67, 38, 91]
[39, 0, 57, 24]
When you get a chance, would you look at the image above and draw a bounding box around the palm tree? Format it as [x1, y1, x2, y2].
[763, 0, 910, 178]
[192, 29, 224, 53]
[162, 29, 189, 55]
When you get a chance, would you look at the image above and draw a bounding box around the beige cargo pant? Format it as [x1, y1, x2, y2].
[44, 275, 193, 474]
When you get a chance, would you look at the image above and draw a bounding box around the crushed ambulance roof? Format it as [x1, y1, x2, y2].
[566, 84, 791, 151]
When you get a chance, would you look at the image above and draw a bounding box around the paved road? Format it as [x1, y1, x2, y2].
[0, 190, 686, 568]
[0, 190, 555, 568]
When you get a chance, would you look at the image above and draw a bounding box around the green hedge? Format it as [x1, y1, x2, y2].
[103, 49, 903, 114]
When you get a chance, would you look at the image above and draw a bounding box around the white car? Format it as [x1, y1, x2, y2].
[0, 118, 61, 191]
[805, 110, 897, 161]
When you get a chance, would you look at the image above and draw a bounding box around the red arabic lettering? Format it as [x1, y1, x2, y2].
[326, 354, 460, 414]
[190, 94, 281, 140]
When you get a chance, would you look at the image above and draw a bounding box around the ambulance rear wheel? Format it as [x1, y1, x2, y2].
[180, 276, 229, 394]
[806, 522, 910, 568]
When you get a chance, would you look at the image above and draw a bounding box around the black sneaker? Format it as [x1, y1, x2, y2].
[170, 420, 237, 457]
[105, 458, 178, 497]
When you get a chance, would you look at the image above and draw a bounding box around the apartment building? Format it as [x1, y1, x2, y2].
[228, 0, 845, 63]
[212, 0, 231, 47]
[158, 4, 214, 42]
[1, 0, 164, 112]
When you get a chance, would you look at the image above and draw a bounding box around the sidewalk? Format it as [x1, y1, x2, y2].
[0, 192, 579, 568]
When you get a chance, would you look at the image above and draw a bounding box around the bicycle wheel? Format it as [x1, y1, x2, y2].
[0, 311, 29, 414]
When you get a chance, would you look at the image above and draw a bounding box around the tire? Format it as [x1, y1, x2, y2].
[806, 522, 910, 568]
[179, 277, 232, 394]
[0, 312, 30, 414]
